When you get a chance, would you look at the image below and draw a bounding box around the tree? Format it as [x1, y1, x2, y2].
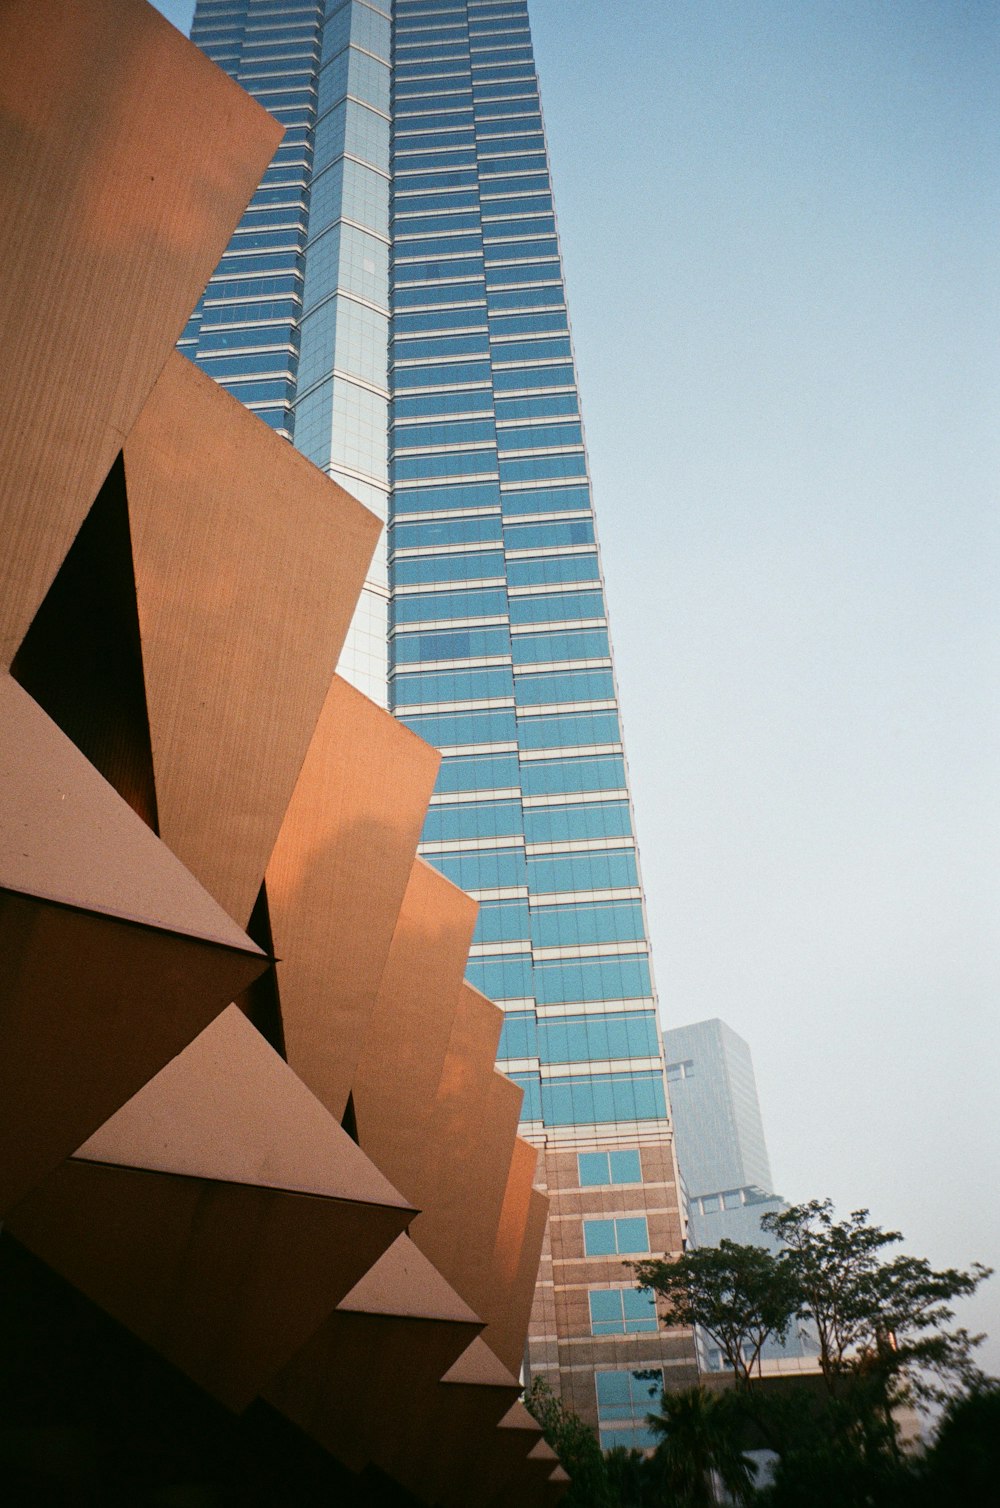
[631, 1240, 800, 1390]
[761, 1200, 992, 1406]
[524, 1376, 612, 1508]
[917, 1379, 1000, 1504]
[646, 1386, 756, 1507]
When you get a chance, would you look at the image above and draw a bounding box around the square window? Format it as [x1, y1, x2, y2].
[583, 1219, 616, 1257]
[578, 1151, 610, 1186]
[609, 1149, 642, 1184]
[614, 1217, 649, 1255]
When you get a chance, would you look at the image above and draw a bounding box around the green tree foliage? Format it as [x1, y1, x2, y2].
[916, 1379, 1000, 1504]
[761, 1200, 992, 1406]
[630, 1240, 799, 1389]
[524, 1377, 612, 1508]
[646, 1386, 756, 1507]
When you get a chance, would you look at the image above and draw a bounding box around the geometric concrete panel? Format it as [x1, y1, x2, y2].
[267, 676, 440, 1119]
[0, 679, 268, 1215]
[124, 353, 382, 925]
[407, 987, 524, 1326]
[0, 674, 260, 949]
[440, 1401, 547, 1508]
[264, 1235, 482, 1474]
[6, 1157, 412, 1413]
[486, 1185, 551, 1380]
[7, 1013, 414, 1410]
[351, 858, 478, 1198]
[73, 1006, 414, 1208]
[0, 0, 281, 667]
[390, 1338, 523, 1506]
[0, 892, 265, 1218]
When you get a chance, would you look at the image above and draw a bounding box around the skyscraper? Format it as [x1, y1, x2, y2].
[185, 0, 696, 1440]
[663, 1018, 815, 1369]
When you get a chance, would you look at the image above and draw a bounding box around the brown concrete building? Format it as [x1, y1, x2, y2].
[0, 2, 567, 1501]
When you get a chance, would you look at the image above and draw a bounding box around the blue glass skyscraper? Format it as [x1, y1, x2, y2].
[186, 0, 697, 1440]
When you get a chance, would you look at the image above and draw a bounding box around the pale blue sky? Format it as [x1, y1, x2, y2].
[155, 0, 999, 1374]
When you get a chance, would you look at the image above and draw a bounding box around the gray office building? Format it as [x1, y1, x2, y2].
[663, 1018, 814, 1368]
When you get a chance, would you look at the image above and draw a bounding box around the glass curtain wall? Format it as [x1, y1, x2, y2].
[184, 0, 392, 702]
[388, 0, 671, 1150]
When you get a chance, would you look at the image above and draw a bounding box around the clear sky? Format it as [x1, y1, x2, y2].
[154, 0, 999, 1377]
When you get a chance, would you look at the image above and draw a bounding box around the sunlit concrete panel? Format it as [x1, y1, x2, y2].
[265, 1234, 482, 1475]
[407, 985, 524, 1321]
[6, 1009, 414, 1410]
[0, 675, 266, 1214]
[0, 0, 281, 666]
[267, 676, 440, 1119]
[123, 353, 380, 925]
[351, 858, 478, 1190]
[486, 1148, 551, 1377]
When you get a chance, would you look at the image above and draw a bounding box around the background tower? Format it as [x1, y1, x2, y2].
[185, 0, 698, 1437]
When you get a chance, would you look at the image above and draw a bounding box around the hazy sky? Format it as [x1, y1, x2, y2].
[154, 0, 999, 1375]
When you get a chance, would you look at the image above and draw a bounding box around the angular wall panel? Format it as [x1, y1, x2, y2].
[407, 986, 524, 1325]
[0, 675, 266, 1213]
[7, 1010, 414, 1411]
[265, 1235, 482, 1474]
[0, 0, 281, 666]
[268, 676, 440, 1119]
[124, 353, 382, 925]
[351, 858, 478, 1185]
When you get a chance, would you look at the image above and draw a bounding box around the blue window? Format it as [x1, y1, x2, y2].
[393, 625, 509, 662]
[583, 1217, 649, 1257]
[486, 262, 561, 288]
[395, 389, 495, 418]
[393, 308, 489, 336]
[392, 332, 490, 362]
[520, 756, 625, 796]
[423, 800, 522, 842]
[595, 1370, 662, 1423]
[399, 708, 517, 746]
[491, 336, 572, 365]
[492, 362, 574, 391]
[393, 417, 496, 449]
[394, 480, 501, 513]
[435, 752, 520, 793]
[505, 519, 594, 551]
[497, 1011, 536, 1060]
[465, 953, 534, 1000]
[539, 1015, 659, 1065]
[533, 956, 652, 1006]
[393, 360, 493, 390]
[517, 711, 620, 749]
[530, 901, 644, 949]
[496, 421, 581, 452]
[511, 628, 609, 663]
[475, 899, 530, 945]
[392, 665, 513, 704]
[506, 551, 599, 591]
[392, 550, 505, 586]
[579, 1150, 643, 1187]
[500, 454, 588, 485]
[589, 1288, 658, 1336]
[391, 588, 508, 625]
[392, 519, 503, 554]
[507, 591, 605, 626]
[428, 847, 528, 892]
[527, 850, 639, 894]
[515, 668, 613, 705]
[392, 452, 497, 482]
[394, 280, 484, 308]
[494, 391, 577, 420]
[522, 801, 632, 844]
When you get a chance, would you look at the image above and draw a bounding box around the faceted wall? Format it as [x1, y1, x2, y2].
[0, 3, 563, 1501]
